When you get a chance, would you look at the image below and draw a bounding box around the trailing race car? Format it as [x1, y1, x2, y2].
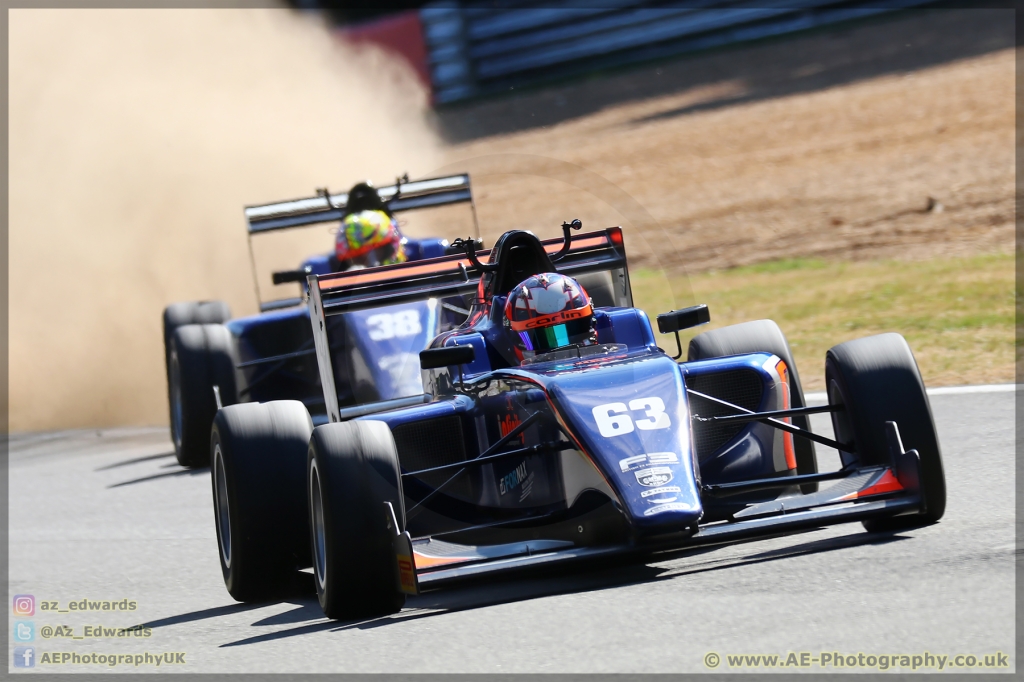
[210, 222, 946, 620]
[162, 175, 476, 467]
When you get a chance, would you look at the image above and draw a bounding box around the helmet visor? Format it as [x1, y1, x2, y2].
[518, 317, 592, 353]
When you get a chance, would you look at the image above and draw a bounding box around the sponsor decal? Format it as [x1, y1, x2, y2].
[396, 555, 417, 595]
[635, 467, 673, 487]
[643, 502, 691, 516]
[499, 461, 529, 496]
[641, 486, 681, 497]
[499, 413, 521, 439]
[645, 496, 678, 504]
[522, 308, 588, 329]
[498, 395, 525, 444]
[619, 452, 678, 472]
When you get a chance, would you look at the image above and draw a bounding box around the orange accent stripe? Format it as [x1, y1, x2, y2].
[317, 232, 612, 292]
[320, 257, 474, 290]
[776, 359, 797, 470]
[542, 235, 608, 253]
[412, 551, 476, 569]
[838, 469, 905, 501]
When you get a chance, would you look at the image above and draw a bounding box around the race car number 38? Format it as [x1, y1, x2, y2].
[366, 310, 421, 341]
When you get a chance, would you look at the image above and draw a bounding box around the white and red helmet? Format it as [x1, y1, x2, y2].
[503, 273, 596, 359]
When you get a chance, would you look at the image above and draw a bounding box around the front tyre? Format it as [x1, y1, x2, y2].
[308, 421, 406, 620]
[211, 401, 313, 602]
[825, 333, 946, 530]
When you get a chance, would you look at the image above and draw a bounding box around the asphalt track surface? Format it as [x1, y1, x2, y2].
[8, 386, 1016, 673]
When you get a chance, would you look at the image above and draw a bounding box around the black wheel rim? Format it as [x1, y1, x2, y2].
[310, 461, 327, 591]
[169, 347, 184, 452]
[213, 444, 231, 568]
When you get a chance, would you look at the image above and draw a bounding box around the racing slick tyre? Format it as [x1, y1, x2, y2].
[211, 401, 314, 602]
[308, 420, 406, 620]
[576, 271, 618, 308]
[163, 300, 231, 342]
[825, 333, 945, 531]
[162, 300, 231, 378]
[688, 319, 818, 493]
[169, 324, 238, 467]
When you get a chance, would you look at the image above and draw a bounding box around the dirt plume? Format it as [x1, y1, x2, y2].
[9, 8, 443, 431]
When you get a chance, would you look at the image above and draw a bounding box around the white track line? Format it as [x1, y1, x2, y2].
[804, 383, 1017, 402]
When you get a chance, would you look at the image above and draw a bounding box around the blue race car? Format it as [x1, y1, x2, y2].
[161, 175, 475, 467]
[210, 222, 946, 619]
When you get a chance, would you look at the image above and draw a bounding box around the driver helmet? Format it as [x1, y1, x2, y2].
[504, 273, 596, 360]
[335, 209, 407, 268]
[345, 181, 388, 214]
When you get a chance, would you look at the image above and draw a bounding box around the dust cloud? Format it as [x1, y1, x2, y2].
[9, 9, 444, 431]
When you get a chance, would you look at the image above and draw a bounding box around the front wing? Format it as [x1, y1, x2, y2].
[390, 449, 924, 592]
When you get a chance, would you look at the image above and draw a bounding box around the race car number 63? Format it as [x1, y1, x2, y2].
[592, 398, 671, 437]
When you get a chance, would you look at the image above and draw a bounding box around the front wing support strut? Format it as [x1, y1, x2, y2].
[688, 388, 851, 451]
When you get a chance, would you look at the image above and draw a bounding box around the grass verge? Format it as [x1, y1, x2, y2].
[631, 252, 1014, 391]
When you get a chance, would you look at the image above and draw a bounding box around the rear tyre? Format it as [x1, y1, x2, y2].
[825, 333, 945, 531]
[211, 401, 313, 602]
[163, 301, 231, 377]
[308, 421, 406, 620]
[169, 324, 238, 467]
[688, 319, 818, 492]
[577, 271, 618, 308]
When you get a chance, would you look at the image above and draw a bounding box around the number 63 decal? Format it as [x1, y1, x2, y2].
[592, 398, 671, 438]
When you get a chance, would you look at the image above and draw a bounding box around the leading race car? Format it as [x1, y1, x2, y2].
[161, 175, 476, 467]
[210, 222, 946, 620]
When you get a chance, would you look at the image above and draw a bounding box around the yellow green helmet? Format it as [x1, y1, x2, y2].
[335, 209, 406, 266]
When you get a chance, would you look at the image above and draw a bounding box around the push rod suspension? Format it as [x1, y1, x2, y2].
[403, 440, 574, 478]
[687, 388, 852, 452]
[405, 411, 545, 518]
[693, 403, 842, 424]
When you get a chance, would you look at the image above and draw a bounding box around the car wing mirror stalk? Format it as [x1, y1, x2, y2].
[550, 218, 582, 263]
[446, 238, 482, 256]
[657, 304, 710, 359]
[452, 236, 497, 272]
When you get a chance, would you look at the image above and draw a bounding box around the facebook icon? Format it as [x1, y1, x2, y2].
[13, 646, 35, 668]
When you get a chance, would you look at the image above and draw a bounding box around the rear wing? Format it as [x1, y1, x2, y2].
[310, 227, 629, 317]
[307, 227, 631, 422]
[244, 174, 474, 234]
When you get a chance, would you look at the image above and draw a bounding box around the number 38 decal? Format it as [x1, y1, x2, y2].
[366, 310, 422, 341]
[592, 398, 671, 437]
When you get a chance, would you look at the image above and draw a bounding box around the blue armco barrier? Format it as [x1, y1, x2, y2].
[421, 0, 939, 104]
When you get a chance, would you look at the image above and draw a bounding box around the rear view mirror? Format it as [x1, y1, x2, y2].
[419, 345, 475, 370]
[272, 266, 312, 285]
[657, 304, 710, 360]
[657, 304, 710, 333]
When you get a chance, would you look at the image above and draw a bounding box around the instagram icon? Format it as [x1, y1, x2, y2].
[12, 595, 34, 617]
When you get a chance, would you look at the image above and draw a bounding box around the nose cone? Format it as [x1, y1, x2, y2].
[542, 353, 703, 531]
